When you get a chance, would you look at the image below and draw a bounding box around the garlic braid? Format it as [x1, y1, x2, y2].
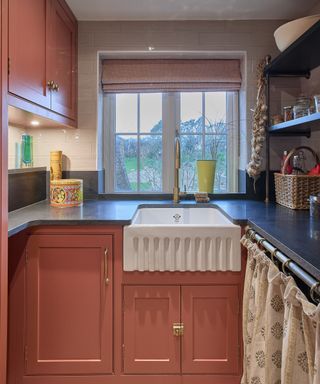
[247, 58, 268, 180]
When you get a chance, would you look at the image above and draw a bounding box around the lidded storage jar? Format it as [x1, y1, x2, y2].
[50, 179, 83, 208]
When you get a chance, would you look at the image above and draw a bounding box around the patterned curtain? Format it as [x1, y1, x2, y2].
[241, 236, 320, 384]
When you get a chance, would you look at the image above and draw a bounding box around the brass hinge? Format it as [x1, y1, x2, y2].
[7, 57, 10, 76]
[122, 344, 125, 358]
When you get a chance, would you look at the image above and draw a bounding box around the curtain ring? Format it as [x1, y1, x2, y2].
[257, 238, 265, 250]
[310, 282, 320, 303]
[282, 259, 291, 275]
[250, 231, 256, 242]
[245, 227, 251, 239]
[270, 248, 278, 263]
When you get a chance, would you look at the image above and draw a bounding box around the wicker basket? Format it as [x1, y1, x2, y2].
[274, 146, 320, 210]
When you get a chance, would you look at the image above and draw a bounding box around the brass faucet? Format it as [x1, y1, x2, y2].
[173, 136, 181, 203]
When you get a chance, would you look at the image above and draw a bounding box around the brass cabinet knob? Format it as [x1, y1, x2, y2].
[52, 83, 59, 92]
[173, 323, 184, 336]
[47, 80, 54, 90]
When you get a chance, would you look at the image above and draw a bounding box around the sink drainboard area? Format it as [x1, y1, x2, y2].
[123, 207, 241, 272]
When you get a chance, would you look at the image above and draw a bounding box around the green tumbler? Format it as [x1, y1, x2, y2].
[21, 134, 33, 167]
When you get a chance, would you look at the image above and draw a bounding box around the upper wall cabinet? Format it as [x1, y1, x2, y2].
[49, 0, 77, 120]
[8, 0, 51, 109]
[8, 0, 77, 127]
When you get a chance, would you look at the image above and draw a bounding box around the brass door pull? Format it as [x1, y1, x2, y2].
[173, 323, 184, 336]
[47, 80, 54, 90]
[104, 248, 109, 284]
[52, 83, 59, 91]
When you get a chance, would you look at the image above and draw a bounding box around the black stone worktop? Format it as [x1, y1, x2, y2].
[8, 199, 320, 281]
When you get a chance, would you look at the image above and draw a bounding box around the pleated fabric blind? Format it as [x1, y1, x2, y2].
[101, 59, 241, 93]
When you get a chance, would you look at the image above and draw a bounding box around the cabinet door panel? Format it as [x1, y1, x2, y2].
[25, 234, 113, 375]
[8, 0, 50, 108]
[123, 286, 180, 374]
[49, 0, 77, 120]
[182, 285, 240, 374]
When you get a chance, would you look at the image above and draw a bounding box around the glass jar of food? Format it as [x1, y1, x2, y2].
[283, 106, 293, 121]
[293, 104, 309, 119]
[314, 94, 320, 113]
[293, 95, 310, 119]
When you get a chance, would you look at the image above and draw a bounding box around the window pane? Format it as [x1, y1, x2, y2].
[115, 135, 137, 192]
[205, 135, 227, 193]
[116, 94, 137, 133]
[140, 93, 162, 133]
[180, 135, 202, 192]
[140, 135, 162, 192]
[205, 92, 226, 133]
[180, 92, 202, 133]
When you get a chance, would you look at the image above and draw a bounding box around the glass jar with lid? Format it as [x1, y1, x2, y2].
[283, 106, 293, 121]
[293, 94, 311, 119]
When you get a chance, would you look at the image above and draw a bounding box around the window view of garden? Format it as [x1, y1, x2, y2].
[114, 92, 230, 193]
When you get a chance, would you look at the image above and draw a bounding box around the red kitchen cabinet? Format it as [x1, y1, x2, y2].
[8, 0, 77, 126]
[123, 285, 181, 374]
[8, 226, 243, 384]
[181, 285, 240, 374]
[25, 234, 113, 375]
[0, 1, 8, 383]
[123, 284, 240, 377]
[49, 0, 77, 120]
[8, 0, 51, 109]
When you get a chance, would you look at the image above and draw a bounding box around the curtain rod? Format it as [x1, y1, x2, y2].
[245, 227, 320, 304]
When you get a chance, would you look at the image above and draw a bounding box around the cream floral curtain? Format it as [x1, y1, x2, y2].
[241, 236, 320, 384]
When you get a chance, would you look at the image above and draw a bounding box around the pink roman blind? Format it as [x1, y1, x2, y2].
[101, 59, 241, 93]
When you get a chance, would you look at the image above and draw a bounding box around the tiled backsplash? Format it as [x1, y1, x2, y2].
[8, 125, 96, 171]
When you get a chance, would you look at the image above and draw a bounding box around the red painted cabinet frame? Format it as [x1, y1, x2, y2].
[25, 233, 113, 375]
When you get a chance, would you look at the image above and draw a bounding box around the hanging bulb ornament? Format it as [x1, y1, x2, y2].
[247, 56, 269, 187]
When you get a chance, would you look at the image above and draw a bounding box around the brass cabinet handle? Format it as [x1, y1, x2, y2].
[52, 82, 59, 92]
[47, 80, 54, 90]
[104, 248, 109, 284]
[173, 323, 184, 336]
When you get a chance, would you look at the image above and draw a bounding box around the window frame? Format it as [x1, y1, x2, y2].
[103, 91, 239, 194]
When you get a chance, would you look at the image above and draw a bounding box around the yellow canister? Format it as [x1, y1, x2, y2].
[50, 179, 83, 208]
[50, 150, 63, 180]
[197, 160, 216, 193]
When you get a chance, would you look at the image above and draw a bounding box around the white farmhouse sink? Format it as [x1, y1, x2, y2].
[123, 207, 241, 272]
[131, 207, 234, 226]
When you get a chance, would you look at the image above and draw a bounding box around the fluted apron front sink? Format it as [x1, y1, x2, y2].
[123, 207, 241, 272]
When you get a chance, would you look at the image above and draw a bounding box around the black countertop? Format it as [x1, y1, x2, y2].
[8, 199, 320, 281]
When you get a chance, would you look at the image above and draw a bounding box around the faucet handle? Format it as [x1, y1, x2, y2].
[180, 185, 187, 196]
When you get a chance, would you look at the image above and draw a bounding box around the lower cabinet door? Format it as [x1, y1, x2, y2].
[25, 234, 113, 375]
[123, 285, 180, 374]
[181, 285, 240, 374]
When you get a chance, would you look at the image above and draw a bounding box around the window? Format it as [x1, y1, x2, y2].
[104, 91, 239, 194]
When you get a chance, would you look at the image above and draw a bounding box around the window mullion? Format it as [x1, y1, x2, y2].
[103, 93, 115, 193]
[202, 92, 206, 160]
[137, 94, 141, 192]
[162, 93, 177, 193]
[226, 91, 239, 192]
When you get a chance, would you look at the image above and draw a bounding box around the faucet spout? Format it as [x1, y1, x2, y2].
[173, 136, 180, 203]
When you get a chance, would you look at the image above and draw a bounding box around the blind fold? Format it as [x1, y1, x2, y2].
[102, 59, 241, 93]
